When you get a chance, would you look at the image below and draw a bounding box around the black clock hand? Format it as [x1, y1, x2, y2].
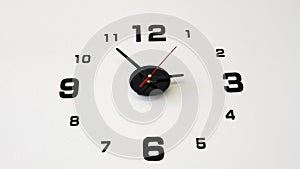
[155, 74, 184, 79]
[116, 48, 140, 69]
[114, 50, 159, 91]
[169, 74, 184, 78]
[151, 74, 184, 83]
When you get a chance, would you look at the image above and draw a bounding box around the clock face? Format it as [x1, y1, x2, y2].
[59, 13, 242, 160]
[2, 2, 300, 169]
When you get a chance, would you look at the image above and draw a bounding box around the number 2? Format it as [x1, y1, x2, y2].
[216, 48, 225, 57]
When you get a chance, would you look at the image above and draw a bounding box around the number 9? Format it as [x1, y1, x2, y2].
[59, 78, 79, 98]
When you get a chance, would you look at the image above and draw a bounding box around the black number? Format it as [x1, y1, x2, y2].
[216, 48, 225, 57]
[59, 78, 79, 98]
[132, 25, 166, 42]
[143, 137, 164, 161]
[226, 109, 235, 120]
[104, 34, 109, 42]
[75, 55, 91, 63]
[104, 33, 118, 42]
[101, 141, 111, 153]
[113, 34, 118, 41]
[185, 30, 191, 38]
[132, 25, 142, 42]
[223, 72, 244, 93]
[196, 137, 206, 149]
[148, 25, 166, 42]
[70, 116, 79, 126]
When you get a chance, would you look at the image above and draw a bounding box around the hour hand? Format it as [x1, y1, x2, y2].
[169, 74, 184, 78]
[152, 74, 184, 83]
[116, 48, 140, 69]
[157, 74, 184, 79]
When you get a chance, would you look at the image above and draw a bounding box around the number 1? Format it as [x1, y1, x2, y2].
[185, 30, 191, 38]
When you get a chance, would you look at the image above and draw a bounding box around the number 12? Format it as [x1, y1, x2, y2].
[132, 25, 167, 42]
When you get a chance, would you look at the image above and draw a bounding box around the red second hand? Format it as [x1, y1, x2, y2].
[139, 46, 177, 88]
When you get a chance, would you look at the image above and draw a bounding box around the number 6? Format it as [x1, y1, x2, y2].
[143, 137, 164, 161]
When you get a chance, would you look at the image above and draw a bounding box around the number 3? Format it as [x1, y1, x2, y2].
[223, 72, 244, 93]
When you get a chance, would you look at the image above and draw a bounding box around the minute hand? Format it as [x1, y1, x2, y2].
[116, 48, 140, 69]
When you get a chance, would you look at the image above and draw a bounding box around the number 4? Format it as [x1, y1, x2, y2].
[226, 109, 236, 120]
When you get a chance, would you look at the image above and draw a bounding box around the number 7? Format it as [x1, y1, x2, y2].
[101, 141, 111, 153]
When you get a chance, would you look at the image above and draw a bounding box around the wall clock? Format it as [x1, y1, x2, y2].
[59, 13, 243, 161]
[1, 1, 299, 168]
